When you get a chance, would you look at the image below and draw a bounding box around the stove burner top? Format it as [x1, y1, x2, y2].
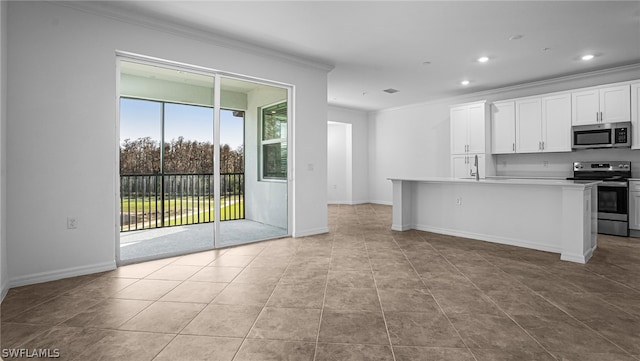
[572, 161, 631, 181]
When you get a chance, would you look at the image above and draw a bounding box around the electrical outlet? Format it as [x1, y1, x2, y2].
[67, 217, 78, 229]
[455, 197, 462, 206]
[502, 160, 507, 168]
[543, 161, 549, 168]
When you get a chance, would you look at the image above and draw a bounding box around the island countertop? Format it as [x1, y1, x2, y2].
[387, 176, 601, 188]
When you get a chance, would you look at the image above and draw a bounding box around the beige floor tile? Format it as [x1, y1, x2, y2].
[212, 283, 275, 306]
[324, 286, 381, 311]
[16, 326, 113, 360]
[209, 255, 255, 267]
[74, 330, 174, 361]
[234, 339, 315, 361]
[159, 281, 227, 303]
[181, 303, 261, 337]
[378, 288, 440, 312]
[266, 283, 325, 309]
[171, 250, 223, 266]
[394, 346, 475, 361]
[232, 266, 285, 285]
[118, 301, 204, 333]
[0, 322, 53, 349]
[326, 270, 375, 288]
[104, 258, 175, 278]
[188, 266, 242, 283]
[6, 296, 102, 325]
[63, 277, 138, 299]
[62, 298, 152, 329]
[318, 310, 389, 345]
[144, 264, 203, 281]
[247, 307, 321, 341]
[385, 311, 465, 347]
[153, 335, 242, 361]
[315, 343, 394, 361]
[111, 279, 181, 300]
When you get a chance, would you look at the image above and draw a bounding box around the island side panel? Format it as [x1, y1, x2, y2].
[560, 185, 597, 264]
[391, 180, 414, 231]
[408, 181, 566, 254]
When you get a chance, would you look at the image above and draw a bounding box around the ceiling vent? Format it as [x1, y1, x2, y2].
[383, 88, 399, 94]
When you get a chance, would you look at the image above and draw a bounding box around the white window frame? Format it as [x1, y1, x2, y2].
[259, 101, 288, 181]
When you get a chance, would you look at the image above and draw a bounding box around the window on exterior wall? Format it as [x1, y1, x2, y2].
[260, 101, 287, 180]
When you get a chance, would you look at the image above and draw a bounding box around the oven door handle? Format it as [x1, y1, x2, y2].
[597, 182, 628, 188]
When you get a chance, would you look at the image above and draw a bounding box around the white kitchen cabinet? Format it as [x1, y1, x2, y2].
[451, 154, 485, 179]
[450, 101, 486, 155]
[541, 93, 572, 152]
[450, 101, 493, 178]
[572, 84, 630, 125]
[514, 93, 571, 153]
[632, 82, 640, 149]
[629, 181, 640, 233]
[491, 101, 516, 154]
[515, 98, 543, 153]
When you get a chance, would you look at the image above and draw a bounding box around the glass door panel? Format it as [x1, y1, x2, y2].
[217, 76, 289, 247]
[119, 60, 215, 264]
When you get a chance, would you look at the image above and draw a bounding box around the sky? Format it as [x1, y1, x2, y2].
[120, 98, 244, 150]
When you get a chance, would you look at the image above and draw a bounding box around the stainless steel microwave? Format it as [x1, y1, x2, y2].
[571, 121, 631, 150]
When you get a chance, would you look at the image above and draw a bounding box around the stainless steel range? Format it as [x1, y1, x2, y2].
[571, 161, 631, 236]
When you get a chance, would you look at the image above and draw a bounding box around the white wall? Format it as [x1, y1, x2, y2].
[6, 2, 329, 287]
[368, 65, 640, 204]
[327, 106, 369, 204]
[327, 122, 350, 203]
[0, 0, 8, 301]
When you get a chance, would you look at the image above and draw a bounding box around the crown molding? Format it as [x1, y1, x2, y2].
[56, 1, 335, 73]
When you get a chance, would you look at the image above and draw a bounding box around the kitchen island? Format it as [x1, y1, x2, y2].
[389, 177, 600, 263]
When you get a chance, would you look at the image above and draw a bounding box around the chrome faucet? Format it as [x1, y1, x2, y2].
[470, 154, 479, 181]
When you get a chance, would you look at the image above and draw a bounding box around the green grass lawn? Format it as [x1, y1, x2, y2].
[121, 196, 244, 230]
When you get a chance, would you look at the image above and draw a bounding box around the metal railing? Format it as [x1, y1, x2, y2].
[120, 173, 245, 232]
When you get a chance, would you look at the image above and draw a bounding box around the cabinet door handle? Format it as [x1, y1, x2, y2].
[542, 141, 545, 150]
[512, 143, 515, 152]
[538, 141, 541, 150]
[600, 111, 603, 123]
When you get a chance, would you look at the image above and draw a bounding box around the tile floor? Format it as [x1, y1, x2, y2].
[2, 204, 640, 360]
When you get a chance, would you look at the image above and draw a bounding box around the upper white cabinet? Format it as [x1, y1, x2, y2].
[632, 82, 640, 150]
[451, 101, 486, 155]
[491, 101, 516, 154]
[571, 84, 630, 125]
[494, 92, 571, 154]
[515, 98, 543, 153]
[541, 93, 572, 153]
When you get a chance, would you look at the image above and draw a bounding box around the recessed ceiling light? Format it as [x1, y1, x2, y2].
[477, 56, 489, 63]
[509, 34, 523, 41]
[542, 47, 551, 52]
[461, 80, 470, 86]
[581, 54, 595, 61]
[422, 61, 432, 65]
[383, 88, 399, 94]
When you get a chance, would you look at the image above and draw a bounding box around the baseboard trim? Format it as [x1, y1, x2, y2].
[327, 200, 370, 205]
[293, 227, 330, 238]
[369, 200, 392, 206]
[8, 261, 117, 289]
[412, 224, 563, 255]
[1, 278, 9, 303]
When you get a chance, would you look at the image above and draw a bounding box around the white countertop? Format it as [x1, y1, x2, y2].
[388, 176, 601, 188]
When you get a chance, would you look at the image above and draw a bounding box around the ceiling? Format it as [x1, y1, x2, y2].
[91, 1, 640, 111]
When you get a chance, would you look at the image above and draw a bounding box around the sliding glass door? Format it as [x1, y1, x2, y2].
[117, 59, 290, 264]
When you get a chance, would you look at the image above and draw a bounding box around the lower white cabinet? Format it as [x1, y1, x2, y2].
[630, 181, 640, 232]
[451, 154, 485, 179]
